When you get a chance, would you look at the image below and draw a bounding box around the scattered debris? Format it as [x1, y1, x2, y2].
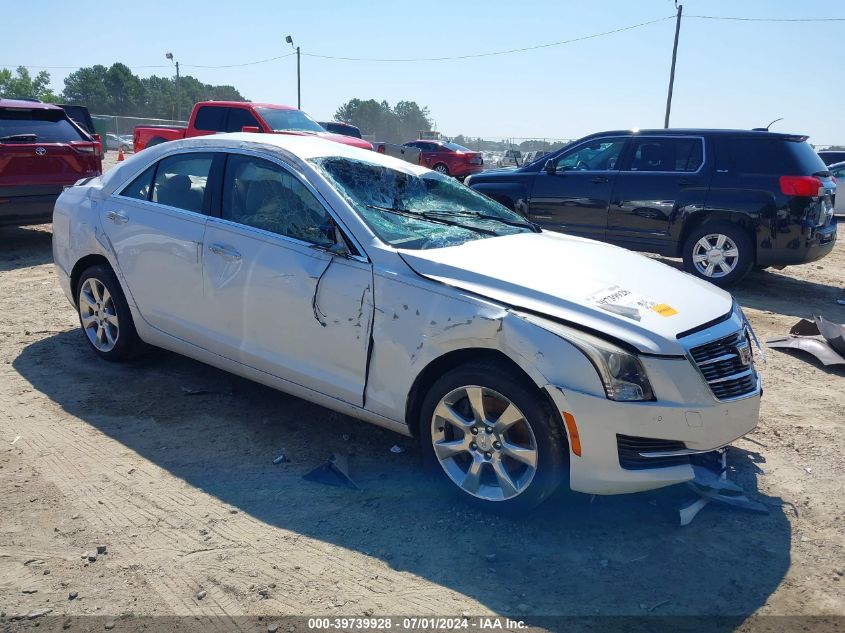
[389, 445, 405, 454]
[303, 453, 359, 489]
[105, 617, 116, 630]
[96, 545, 107, 555]
[272, 451, 290, 465]
[87, 553, 98, 563]
[68, 591, 78, 600]
[27, 608, 52, 620]
[23, 559, 44, 566]
[11, 435, 20, 445]
[21, 588, 38, 594]
[680, 450, 768, 526]
[649, 599, 671, 612]
[767, 315, 845, 367]
[182, 386, 211, 395]
[196, 590, 207, 600]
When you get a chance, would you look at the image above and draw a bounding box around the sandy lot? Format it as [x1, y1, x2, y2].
[0, 174, 843, 629]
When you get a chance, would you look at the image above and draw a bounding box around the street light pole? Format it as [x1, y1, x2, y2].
[663, 3, 683, 129]
[166, 52, 181, 121]
[286, 35, 301, 109]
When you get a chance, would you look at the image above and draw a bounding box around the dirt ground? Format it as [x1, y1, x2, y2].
[0, 166, 843, 630]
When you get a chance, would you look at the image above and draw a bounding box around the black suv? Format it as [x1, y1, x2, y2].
[465, 129, 837, 286]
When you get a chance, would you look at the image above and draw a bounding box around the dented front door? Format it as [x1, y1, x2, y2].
[200, 218, 374, 406]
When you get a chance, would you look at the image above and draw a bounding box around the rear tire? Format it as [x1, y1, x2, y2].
[75, 264, 142, 362]
[419, 361, 567, 513]
[682, 222, 753, 287]
[433, 163, 450, 176]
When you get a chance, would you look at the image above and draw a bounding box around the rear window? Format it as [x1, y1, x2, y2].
[193, 106, 227, 132]
[0, 108, 86, 143]
[715, 136, 828, 175]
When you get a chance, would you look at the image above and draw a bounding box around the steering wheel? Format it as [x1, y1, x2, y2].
[576, 160, 590, 171]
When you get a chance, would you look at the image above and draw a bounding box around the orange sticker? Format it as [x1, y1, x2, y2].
[652, 304, 678, 317]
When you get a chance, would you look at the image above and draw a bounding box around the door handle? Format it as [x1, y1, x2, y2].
[678, 179, 696, 186]
[106, 210, 129, 224]
[209, 243, 242, 261]
[592, 176, 609, 184]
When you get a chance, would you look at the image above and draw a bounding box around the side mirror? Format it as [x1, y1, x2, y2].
[544, 159, 556, 175]
[241, 125, 261, 133]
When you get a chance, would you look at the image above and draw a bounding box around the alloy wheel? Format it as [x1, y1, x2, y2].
[431, 386, 538, 501]
[691, 233, 740, 278]
[78, 277, 119, 352]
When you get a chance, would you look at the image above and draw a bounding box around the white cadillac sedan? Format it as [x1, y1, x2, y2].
[53, 134, 761, 510]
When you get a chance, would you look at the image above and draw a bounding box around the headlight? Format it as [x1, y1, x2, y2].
[516, 312, 654, 402]
[571, 334, 654, 401]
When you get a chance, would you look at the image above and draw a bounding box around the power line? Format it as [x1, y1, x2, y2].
[1, 53, 296, 73]
[302, 16, 676, 62]
[686, 14, 845, 22]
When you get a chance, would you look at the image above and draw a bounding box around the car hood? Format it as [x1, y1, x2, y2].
[398, 231, 734, 356]
[271, 129, 372, 150]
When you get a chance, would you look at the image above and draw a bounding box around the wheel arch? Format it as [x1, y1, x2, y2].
[678, 211, 758, 261]
[404, 347, 562, 438]
[70, 254, 114, 307]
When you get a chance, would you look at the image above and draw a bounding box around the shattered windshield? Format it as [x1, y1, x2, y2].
[310, 156, 533, 250]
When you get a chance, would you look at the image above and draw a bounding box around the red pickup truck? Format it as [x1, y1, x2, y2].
[134, 101, 373, 152]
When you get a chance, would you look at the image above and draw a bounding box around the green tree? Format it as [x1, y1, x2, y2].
[0, 66, 58, 102]
[334, 98, 433, 143]
[62, 65, 111, 111]
[394, 100, 432, 141]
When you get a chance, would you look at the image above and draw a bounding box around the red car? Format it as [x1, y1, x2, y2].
[402, 140, 483, 178]
[134, 101, 373, 153]
[0, 99, 102, 226]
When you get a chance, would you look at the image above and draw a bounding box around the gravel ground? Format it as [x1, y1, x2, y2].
[0, 162, 842, 630]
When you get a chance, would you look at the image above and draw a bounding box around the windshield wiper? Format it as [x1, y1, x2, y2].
[0, 134, 37, 143]
[366, 204, 497, 236]
[423, 210, 540, 232]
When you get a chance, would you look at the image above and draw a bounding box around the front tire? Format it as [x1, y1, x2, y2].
[419, 361, 567, 512]
[76, 264, 141, 362]
[682, 222, 753, 287]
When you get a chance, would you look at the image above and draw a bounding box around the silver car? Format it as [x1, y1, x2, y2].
[52, 134, 761, 510]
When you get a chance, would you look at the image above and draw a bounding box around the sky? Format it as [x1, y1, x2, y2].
[4, 0, 844, 144]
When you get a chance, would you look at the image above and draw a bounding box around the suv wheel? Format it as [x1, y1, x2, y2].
[76, 264, 142, 361]
[419, 361, 567, 512]
[682, 222, 753, 287]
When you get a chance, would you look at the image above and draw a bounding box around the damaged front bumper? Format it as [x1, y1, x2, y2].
[544, 364, 761, 496]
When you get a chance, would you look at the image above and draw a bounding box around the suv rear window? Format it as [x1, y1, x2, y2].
[715, 136, 828, 175]
[0, 108, 86, 143]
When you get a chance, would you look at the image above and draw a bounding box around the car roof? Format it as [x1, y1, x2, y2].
[0, 98, 63, 110]
[201, 101, 296, 110]
[100, 132, 429, 193]
[582, 128, 808, 140]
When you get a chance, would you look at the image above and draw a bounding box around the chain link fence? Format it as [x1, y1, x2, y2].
[91, 115, 187, 154]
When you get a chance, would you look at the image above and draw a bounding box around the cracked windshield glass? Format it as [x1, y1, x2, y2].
[311, 157, 534, 249]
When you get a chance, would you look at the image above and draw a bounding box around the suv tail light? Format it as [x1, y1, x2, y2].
[70, 142, 99, 154]
[779, 175, 822, 197]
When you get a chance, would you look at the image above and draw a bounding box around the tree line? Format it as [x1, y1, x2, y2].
[0, 64, 245, 120]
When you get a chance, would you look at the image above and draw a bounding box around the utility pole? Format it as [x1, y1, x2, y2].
[286, 35, 301, 109]
[166, 52, 181, 121]
[663, 3, 683, 129]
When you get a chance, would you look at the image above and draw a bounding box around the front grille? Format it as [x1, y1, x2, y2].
[617, 434, 689, 470]
[689, 330, 757, 401]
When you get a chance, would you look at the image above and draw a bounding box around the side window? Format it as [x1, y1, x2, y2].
[715, 137, 790, 175]
[627, 137, 703, 172]
[226, 108, 261, 133]
[222, 154, 334, 245]
[556, 138, 626, 172]
[150, 153, 214, 214]
[119, 164, 156, 201]
[193, 106, 227, 132]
